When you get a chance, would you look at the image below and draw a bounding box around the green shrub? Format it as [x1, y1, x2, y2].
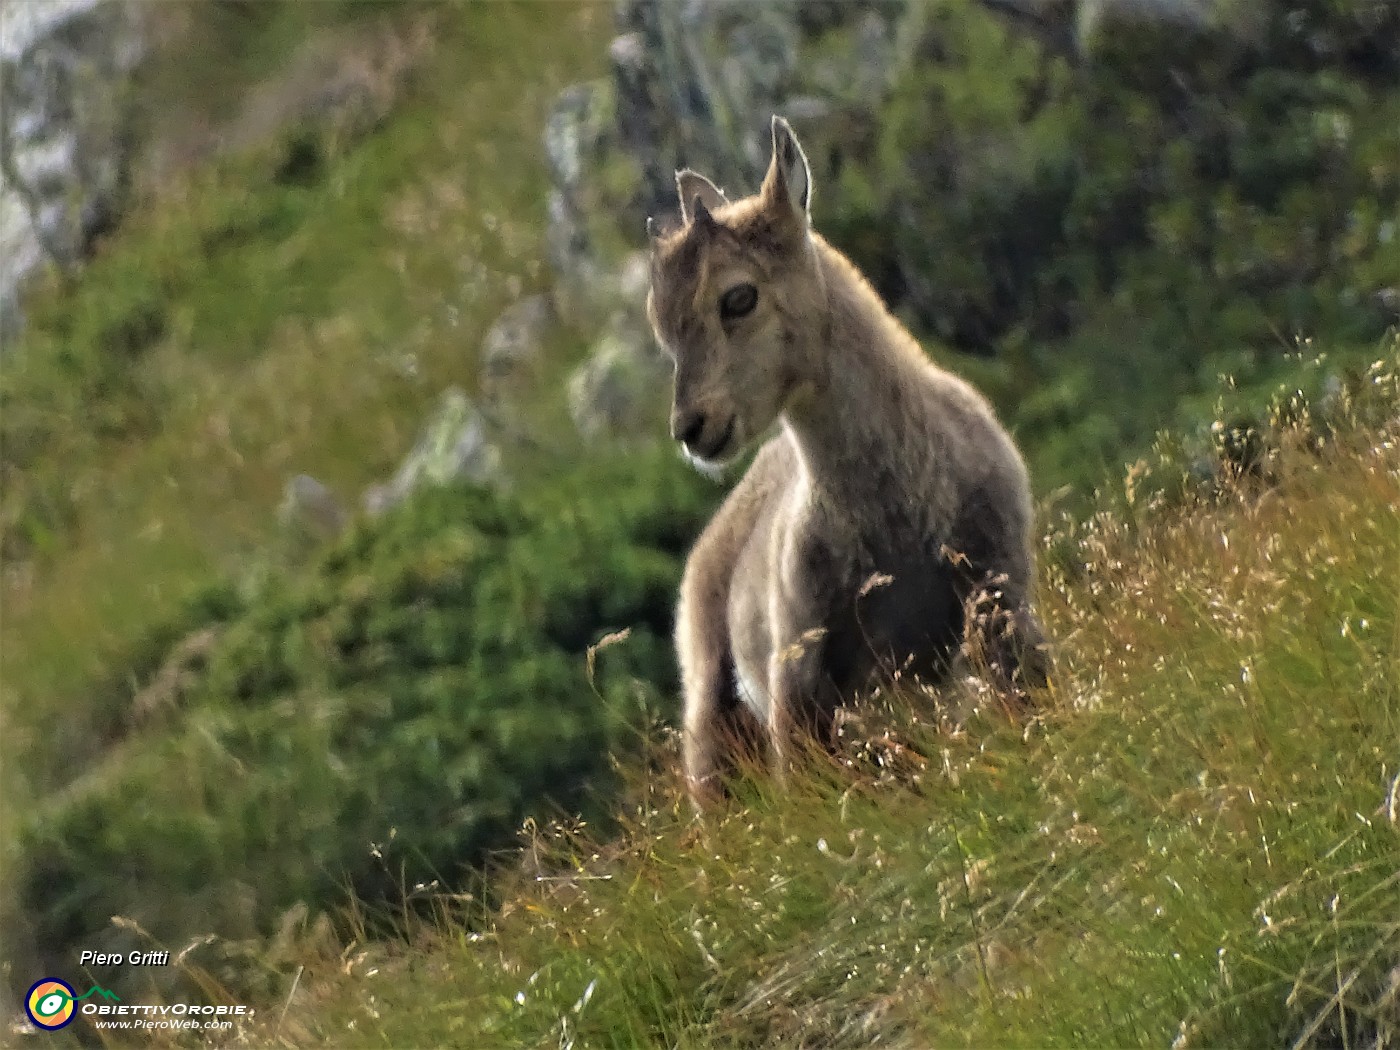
[14, 445, 716, 992]
[813, 0, 1399, 492]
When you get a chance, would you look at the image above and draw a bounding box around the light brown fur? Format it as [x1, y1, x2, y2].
[649, 117, 1049, 805]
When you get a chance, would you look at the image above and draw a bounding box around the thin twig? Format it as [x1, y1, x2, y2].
[277, 965, 304, 1034]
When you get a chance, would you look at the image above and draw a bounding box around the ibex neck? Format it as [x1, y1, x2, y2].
[782, 239, 936, 522]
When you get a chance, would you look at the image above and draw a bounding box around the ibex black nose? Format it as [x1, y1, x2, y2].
[673, 409, 707, 448]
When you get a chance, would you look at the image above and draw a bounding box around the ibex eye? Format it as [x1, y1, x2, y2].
[719, 283, 758, 321]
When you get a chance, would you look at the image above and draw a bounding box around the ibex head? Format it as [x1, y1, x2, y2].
[646, 116, 824, 468]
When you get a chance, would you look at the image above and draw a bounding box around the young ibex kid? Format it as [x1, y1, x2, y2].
[647, 116, 1049, 805]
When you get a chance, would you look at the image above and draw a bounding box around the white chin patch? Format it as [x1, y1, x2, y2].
[680, 445, 736, 480]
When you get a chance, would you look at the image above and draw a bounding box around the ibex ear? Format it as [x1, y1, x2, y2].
[761, 115, 811, 228]
[676, 169, 728, 226]
[690, 193, 719, 234]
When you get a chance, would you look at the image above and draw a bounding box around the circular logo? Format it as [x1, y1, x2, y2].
[25, 978, 77, 1031]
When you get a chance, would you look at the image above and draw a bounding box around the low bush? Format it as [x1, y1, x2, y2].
[13, 445, 716, 994]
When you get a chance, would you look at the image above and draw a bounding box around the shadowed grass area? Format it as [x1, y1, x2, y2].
[217, 356, 1398, 1049]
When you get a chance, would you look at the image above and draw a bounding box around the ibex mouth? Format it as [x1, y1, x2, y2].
[697, 417, 736, 462]
[683, 417, 738, 477]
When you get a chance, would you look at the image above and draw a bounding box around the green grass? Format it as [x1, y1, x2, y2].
[0, 1, 610, 1010]
[208, 358, 1397, 1049]
[4, 4, 1398, 1044]
[0, 0, 610, 800]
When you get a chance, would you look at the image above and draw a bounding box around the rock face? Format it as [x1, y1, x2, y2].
[276, 391, 507, 547]
[0, 168, 37, 343]
[590, 0, 905, 240]
[0, 0, 147, 344]
[279, 474, 350, 540]
[479, 293, 556, 416]
[568, 323, 669, 440]
[565, 250, 668, 440]
[362, 389, 504, 517]
[607, 0, 905, 223]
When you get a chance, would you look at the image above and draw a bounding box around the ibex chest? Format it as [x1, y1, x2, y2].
[809, 530, 966, 698]
[729, 485, 966, 723]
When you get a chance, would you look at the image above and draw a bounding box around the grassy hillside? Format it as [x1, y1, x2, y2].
[0, 0, 608, 886]
[1, 0, 611, 1015]
[210, 356, 1395, 1049]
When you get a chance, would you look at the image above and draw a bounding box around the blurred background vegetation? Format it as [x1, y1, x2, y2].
[0, 0, 1396, 1037]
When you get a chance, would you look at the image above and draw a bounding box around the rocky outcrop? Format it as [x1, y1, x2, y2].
[278, 474, 351, 542]
[0, 0, 148, 344]
[542, 80, 622, 336]
[274, 389, 507, 553]
[568, 323, 668, 441]
[577, 0, 906, 246]
[479, 293, 555, 417]
[565, 250, 667, 440]
[0, 172, 38, 343]
[279, 389, 507, 550]
[362, 388, 504, 517]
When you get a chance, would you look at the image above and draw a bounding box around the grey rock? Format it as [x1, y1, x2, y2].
[543, 0, 913, 336]
[543, 79, 630, 331]
[543, 81, 605, 192]
[0, 177, 40, 346]
[568, 326, 669, 441]
[480, 294, 555, 410]
[611, 0, 908, 218]
[557, 248, 660, 440]
[363, 389, 502, 516]
[278, 474, 350, 539]
[0, 0, 147, 343]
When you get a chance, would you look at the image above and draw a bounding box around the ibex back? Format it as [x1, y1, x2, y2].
[647, 116, 1049, 806]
